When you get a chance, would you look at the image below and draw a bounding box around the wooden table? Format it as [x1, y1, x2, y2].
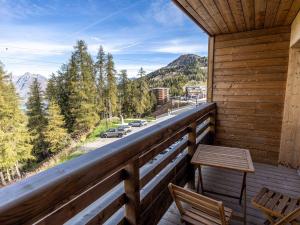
[191, 144, 255, 225]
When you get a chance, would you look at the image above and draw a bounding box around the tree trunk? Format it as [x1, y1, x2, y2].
[108, 100, 112, 120]
[15, 163, 21, 178]
[6, 169, 11, 183]
[0, 171, 6, 186]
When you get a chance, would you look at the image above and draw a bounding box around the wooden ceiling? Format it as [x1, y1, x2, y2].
[173, 0, 300, 36]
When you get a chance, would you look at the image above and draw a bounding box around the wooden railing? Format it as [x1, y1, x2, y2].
[0, 103, 216, 225]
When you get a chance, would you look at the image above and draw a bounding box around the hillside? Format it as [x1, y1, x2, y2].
[147, 54, 207, 96]
[148, 54, 207, 80]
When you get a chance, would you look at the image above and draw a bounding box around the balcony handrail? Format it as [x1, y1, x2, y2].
[0, 102, 216, 225]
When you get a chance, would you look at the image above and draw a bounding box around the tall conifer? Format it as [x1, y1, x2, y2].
[106, 53, 118, 118]
[26, 78, 47, 159]
[44, 100, 70, 153]
[95, 46, 106, 117]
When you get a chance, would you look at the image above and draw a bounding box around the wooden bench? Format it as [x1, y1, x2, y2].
[168, 183, 232, 225]
[252, 187, 300, 225]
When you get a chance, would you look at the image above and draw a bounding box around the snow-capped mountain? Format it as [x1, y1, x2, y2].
[12, 72, 47, 102]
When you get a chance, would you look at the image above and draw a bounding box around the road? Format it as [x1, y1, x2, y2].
[79, 104, 196, 152]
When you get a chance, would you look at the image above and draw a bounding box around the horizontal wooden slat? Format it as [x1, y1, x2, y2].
[217, 107, 283, 118]
[214, 88, 285, 96]
[214, 49, 289, 63]
[217, 120, 282, 132]
[214, 57, 289, 69]
[215, 33, 290, 49]
[140, 140, 188, 188]
[140, 156, 188, 225]
[139, 127, 188, 167]
[214, 81, 286, 89]
[215, 41, 290, 56]
[216, 132, 280, 148]
[215, 26, 290, 42]
[65, 190, 126, 225]
[36, 170, 124, 224]
[214, 74, 287, 82]
[141, 153, 188, 211]
[196, 122, 210, 137]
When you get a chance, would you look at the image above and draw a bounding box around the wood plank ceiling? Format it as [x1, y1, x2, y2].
[173, 0, 300, 36]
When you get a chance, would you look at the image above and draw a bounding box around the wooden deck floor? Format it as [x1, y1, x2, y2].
[158, 162, 300, 225]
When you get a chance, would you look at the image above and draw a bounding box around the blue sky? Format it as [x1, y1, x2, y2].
[0, 0, 208, 78]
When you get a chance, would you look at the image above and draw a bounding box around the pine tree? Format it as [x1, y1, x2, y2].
[106, 53, 118, 118]
[26, 78, 47, 160]
[71, 40, 99, 135]
[0, 63, 33, 183]
[136, 68, 152, 116]
[44, 100, 70, 153]
[130, 80, 142, 117]
[118, 69, 131, 116]
[45, 74, 57, 101]
[95, 46, 106, 117]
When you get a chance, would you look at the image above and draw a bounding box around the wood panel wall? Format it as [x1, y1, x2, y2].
[279, 13, 300, 168]
[212, 26, 291, 164]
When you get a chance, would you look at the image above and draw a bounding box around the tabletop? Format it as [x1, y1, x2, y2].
[191, 144, 255, 173]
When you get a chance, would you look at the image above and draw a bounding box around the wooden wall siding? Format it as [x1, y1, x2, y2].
[173, 0, 300, 36]
[212, 26, 290, 164]
[279, 48, 300, 168]
[279, 13, 300, 168]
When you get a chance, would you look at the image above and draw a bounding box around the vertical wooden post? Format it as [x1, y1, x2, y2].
[207, 36, 215, 103]
[124, 160, 140, 225]
[187, 122, 197, 189]
[209, 109, 217, 145]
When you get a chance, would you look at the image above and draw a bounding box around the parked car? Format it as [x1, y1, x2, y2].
[140, 120, 147, 126]
[129, 120, 147, 127]
[100, 128, 124, 138]
[117, 125, 132, 134]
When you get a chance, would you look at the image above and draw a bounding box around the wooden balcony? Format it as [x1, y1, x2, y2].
[0, 102, 299, 225]
[2, 1, 300, 224]
[159, 162, 300, 225]
[0, 103, 217, 225]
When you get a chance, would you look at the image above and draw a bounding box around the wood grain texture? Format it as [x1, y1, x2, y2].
[264, 0, 281, 27]
[191, 144, 255, 172]
[214, 0, 238, 33]
[255, 0, 267, 29]
[213, 27, 290, 164]
[0, 103, 216, 225]
[274, 0, 294, 26]
[173, 0, 298, 35]
[241, 0, 255, 30]
[227, 0, 247, 32]
[279, 48, 300, 168]
[159, 162, 300, 225]
[207, 36, 214, 102]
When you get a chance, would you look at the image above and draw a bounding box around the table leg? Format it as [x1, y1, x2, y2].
[241, 173, 247, 225]
[239, 172, 247, 205]
[198, 166, 204, 194]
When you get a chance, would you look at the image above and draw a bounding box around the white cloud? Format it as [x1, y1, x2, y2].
[0, 41, 72, 56]
[155, 44, 208, 54]
[152, 38, 208, 54]
[116, 63, 165, 78]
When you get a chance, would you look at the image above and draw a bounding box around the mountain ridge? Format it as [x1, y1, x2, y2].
[147, 54, 207, 80]
[12, 72, 47, 102]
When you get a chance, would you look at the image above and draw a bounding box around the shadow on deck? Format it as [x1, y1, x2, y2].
[158, 162, 300, 225]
